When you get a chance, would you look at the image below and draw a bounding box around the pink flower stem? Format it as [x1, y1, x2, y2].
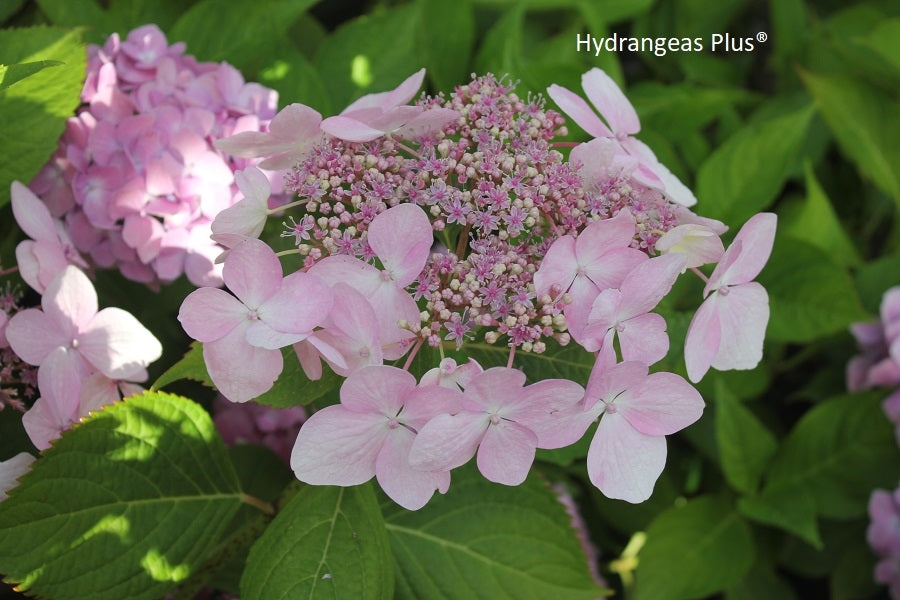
[551, 142, 580, 148]
[507, 345, 516, 368]
[402, 338, 425, 371]
[396, 141, 423, 159]
[239, 492, 275, 515]
[689, 266, 709, 284]
[0, 266, 19, 277]
[270, 199, 310, 213]
[275, 248, 302, 258]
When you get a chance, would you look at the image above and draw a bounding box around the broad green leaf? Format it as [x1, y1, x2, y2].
[254, 346, 342, 408]
[474, 6, 524, 78]
[106, 0, 192, 32]
[780, 163, 862, 268]
[151, 341, 214, 391]
[383, 465, 608, 600]
[631, 82, 754, 139]
[419, 0, 475, 93]
[725, 559, 799, 600]
[241, 483, 394, 600]
[35, 0, 113, 36]
[856, 252, 900, 313]
[761, 391, 900, 520]
[0, 60, 63, 91]
[0, 0, 26, 23]
[170, 0, 317, 69]
[858, 19, 900, 76]
[634, 496, 754, 600]
[0, 392, 248, 600]
[759, 237, 867, 343]
[831, 534, 880, 600]
[695, 104, 814, 223]
[767, 0, 807, 83]
[0, 26, 85, 209]
[714, 379, 777, 494]
[315, 4, 423, 111]
[254, 37, 331, 112]
[738, 485, 822, 549]
[801, 70, 900, 203]
[466, 339, 595, 385]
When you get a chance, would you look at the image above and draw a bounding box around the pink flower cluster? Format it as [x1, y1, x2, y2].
[212, 395, 307, 465]
[0, 279, 37, 412]
[29, 24, 281, 287]
[848, 287, 900, 444]
[181, 67, 776, 508]
[868, 486, 900, 598]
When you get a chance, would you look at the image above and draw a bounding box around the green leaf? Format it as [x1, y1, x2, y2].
[315, 4, 423, 111]
[856, 251, 900, 313]
[467, 339, 595, 385]
[761, 391, 900, 520]
[759, 237, 867, 343]
[0, 26, 85, 209]
[0, 392, 247, 600]
[0, 0, 26, 23]
[801, 70, 900, 203]
[254, 346, 342, 408]
[419, 0, 474, 93]
[725, 559, 799, 600]
[634, 496, 755, 600]
[241, 483, 394, 600]
[35, 0, 114, 36]
[857, 19, 900, 76]
[474, 6, 524, 77]
[695, 104, 814, 223]
[0, 60, 63, 91]
[714, 379, 777, 494]
[780, 163, 862, 268]
[738, 485, 822, 548]
[383, 465, 607, 599]
[151, 341, 214, 391]
[170, 0, 317, 69]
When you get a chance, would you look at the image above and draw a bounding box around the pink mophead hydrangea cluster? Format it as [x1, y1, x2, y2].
[868, 485, 900, 598]
[179, 67, 776, 509]
[29, 24, 282, 287]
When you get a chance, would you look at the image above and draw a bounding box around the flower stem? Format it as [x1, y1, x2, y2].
[690, 266, 709, 284]
[402, 338, 424, 371]
[507, 345, 516, 368]
[240, 492, 276, 515]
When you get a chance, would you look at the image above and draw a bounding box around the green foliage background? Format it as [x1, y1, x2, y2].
[1, 0, 899, 598]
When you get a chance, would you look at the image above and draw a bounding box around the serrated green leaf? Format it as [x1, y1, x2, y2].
[738, 485, 822, 549]
[0, 392, 247, 600]
[0, 26, 85, 209]
[761, 391, 900, 520]
[383, 465, 608, 600]
[781, 163, 862, 268]
[151, 341, 214, 391]
[714, 379, 777, 495]
[696, 104, 814, 223]
[801, 70, 900, 203]
[170, 0, 317, 69]
[241, 483, 394, 600]
[0, 60, 63, 91]
[419, 0, 474, 93]
[315, 4, 423, 111]
[634, 496, 755, 600]
[759, 237, 867, 343]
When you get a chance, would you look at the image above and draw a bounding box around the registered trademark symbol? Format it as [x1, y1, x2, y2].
[757, 31, 768, 42]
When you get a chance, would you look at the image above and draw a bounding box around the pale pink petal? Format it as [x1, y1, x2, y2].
[214, 103, 323, 170]
[515, 379, 594, 448]
[310, 255, 381, 297]
[617, 313, 669, 366]
[581, 68, 640, 136]
[320, 115, 386, 142]
[11, 181, 57, 242]
[222, 238, 283, 308]
[37, 346, 85, 429]
[43, 266, 97, 332]
[366, 283, 419, 360]
[546, 84, 611, 138]
[368, 203, 432, 285]
[78, 372, 122, 415]
[464, 367, 527, 412]
[210, 191, 268, 241]
[5, 309, 70, 365]
[575, 210, 637, 268]
[618, 372, 704, 436]
[684, 296, 721, 384]
[564, 275, 604, 343]
[0, 453, 35, 500]
[708, 213, 777, 290]
[376, 428, 449, 510]
[342, 68, 425, 114]
[204, 322, 283, 403]
[618, 254, 686, 318]
[79, 307, 162, 379]
[584, 360, 647, 412]
[587, 414, 667, 503]
[393, 107, 461, 140]
[259, 271, 332, 335]
[408, 411, 488, 472]
[291, 404, 387, 485]
[401, 385, 463, 429]
[294, 339, 324, 381]
[340, 365, 415, 416]
[178, 287, 247, 342]
[533, 234, 577, 298]
[655, 224, 724, 268]
[477, 420, 538, 486]
[709, 283, 769, 373]
[23, 398, 67, 450]
[16, 240, 68, 294]
[245, 321, 310, 349]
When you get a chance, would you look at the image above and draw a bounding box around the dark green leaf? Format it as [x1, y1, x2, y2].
[419, 0, 474, 92]
[383, 465, 607, 599]
[254, 346, 342, 408]
[634, 495, 755, 600]
[241, 483, 394, 600]
[35, 0, 113, 37]
[474, 6, 524, 76]
[738, 485, 822, 548]
[714, 379, 777, 494]
[152, 341, 215, 391]
[0, 392, 246, 600]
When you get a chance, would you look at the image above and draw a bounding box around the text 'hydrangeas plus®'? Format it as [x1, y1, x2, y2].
[181, 66, 777, 508]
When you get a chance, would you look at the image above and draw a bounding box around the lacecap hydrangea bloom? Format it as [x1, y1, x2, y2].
[181, 67, 776, 509]
[27, 24, 283, 288]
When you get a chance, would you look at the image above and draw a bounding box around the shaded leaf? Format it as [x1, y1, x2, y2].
[714, 379, 777, 495]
